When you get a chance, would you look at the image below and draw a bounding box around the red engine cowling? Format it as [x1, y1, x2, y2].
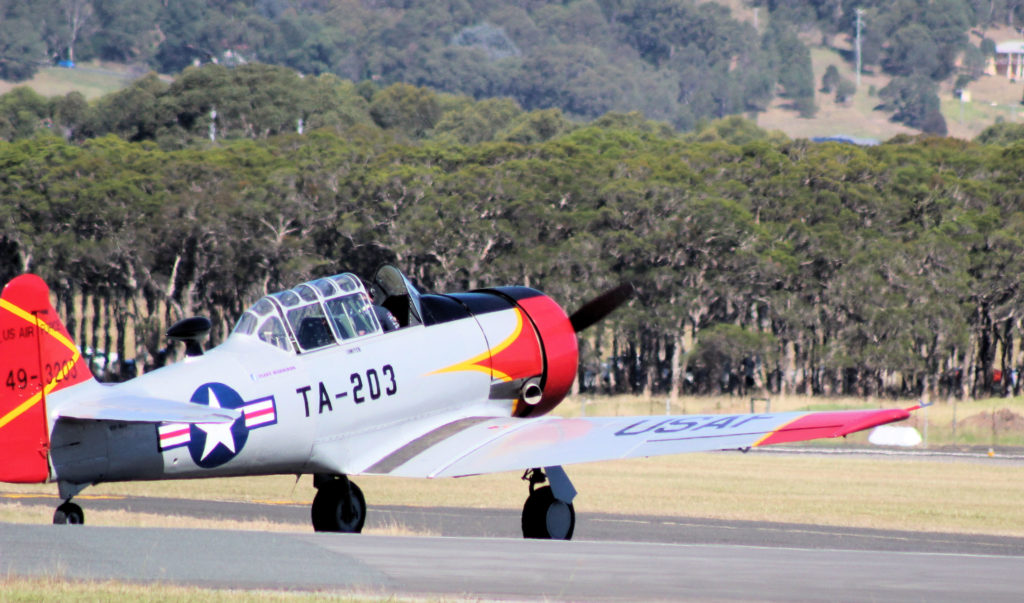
[484, 287, 579, 417]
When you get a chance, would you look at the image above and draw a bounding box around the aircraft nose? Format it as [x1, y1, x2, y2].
[512, 293, 579, 417]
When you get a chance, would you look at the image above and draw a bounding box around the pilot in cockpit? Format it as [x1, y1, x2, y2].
[365, 291, 400, 332]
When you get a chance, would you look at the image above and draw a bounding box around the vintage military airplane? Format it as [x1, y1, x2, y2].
[0, 266, 921, 539]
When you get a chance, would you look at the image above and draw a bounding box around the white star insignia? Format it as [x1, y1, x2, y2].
[195, 389, 237, 461]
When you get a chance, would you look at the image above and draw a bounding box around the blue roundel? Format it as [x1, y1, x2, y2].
[187, 382, 249, 468]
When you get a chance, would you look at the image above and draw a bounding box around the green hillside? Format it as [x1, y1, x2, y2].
[8, 0, 1021, 140]
[8, 47, 1017, 143]
[758, 28, 1024, 141]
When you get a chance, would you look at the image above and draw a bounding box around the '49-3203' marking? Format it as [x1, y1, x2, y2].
[5, 360, 78, 391]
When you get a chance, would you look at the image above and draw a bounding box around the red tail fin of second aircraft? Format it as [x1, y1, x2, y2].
[0, 274, 93, 482]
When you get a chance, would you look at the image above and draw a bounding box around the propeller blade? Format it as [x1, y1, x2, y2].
[569, 283, 634, 333]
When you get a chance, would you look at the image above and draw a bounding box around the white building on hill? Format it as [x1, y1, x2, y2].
[992, 41, 1024, 80]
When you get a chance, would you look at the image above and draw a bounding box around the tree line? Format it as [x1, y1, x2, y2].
[3, 85, 1024, 400]
[0, 64, 580, 147]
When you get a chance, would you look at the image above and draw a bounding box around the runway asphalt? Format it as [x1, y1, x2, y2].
[2, 521, 1023, 601]
[6, 490, 1024, 555]
[3, 492, 1024, 600]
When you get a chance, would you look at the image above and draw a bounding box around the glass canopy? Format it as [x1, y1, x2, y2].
[232, 273, 382, 352]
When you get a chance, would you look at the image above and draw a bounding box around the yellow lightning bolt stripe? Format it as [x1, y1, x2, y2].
[0, 297, 82, 430]
[425, 309, 524, 382]
[0, 392, 45, 431]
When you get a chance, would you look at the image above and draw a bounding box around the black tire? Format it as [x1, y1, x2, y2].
[311, 479, 366, 533]
[521, 485, 575, 540]
[53, 502, 84, 525]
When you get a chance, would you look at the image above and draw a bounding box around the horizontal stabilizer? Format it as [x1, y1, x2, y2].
[56, 396, 240, 424]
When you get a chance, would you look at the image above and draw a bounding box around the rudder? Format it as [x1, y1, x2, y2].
[0, 274, 93, 482]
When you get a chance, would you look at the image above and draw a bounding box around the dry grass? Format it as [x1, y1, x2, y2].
[0, 576, 415, 602]
[5, 451, 1024, 537]
[757, 25, 1024, 141]
[0, 501, 436, 537]
[573, 454, 1024, 536]
[696, 0, 759, 25]
[0, 477, 314, 504]
[757, 45, 915, 142]
[0, 62, 138, 100]
[0, 502, 308, 533]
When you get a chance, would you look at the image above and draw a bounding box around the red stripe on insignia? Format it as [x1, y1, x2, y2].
[158, 424, 189, 439]
[246, 407, 274, 419]
[158, 423, 191, 451]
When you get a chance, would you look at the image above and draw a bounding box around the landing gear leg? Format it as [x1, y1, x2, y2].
[53, 482, 87, 525]
[311, 474, 366, 533]
[521, 466, 576, 540]
[53, 500, 84, 525]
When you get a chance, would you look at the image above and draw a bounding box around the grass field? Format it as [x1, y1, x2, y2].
[0, 577, 401, 602]
[0, 62, 140, 100]
[4, 451, 1024, 536]
[757, 25, 1024, 141]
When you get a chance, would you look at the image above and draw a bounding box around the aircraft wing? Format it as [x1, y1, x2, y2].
[54, 395, 240, 424]
[361, 406, 917, 478]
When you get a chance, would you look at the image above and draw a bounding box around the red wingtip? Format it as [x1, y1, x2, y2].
[903, 401, 932, 413]
[756, 407, 913, 447]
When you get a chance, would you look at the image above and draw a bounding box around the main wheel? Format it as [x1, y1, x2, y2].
[53, 501, 84, 525]
[521, 485, 574, 540]
[311, 478, 366, 533]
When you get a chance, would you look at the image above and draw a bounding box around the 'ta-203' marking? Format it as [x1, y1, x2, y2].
[613, 414, 776, 437]
[295, 365, 397, 417]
